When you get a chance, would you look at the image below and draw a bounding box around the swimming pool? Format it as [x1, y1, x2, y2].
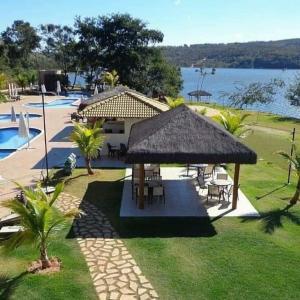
[0, 127, 42, 160]
[25, 98, 79, 109]
[0, 113, 41, 122]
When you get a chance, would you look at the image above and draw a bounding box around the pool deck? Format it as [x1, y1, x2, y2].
[0, 95, 79, 216]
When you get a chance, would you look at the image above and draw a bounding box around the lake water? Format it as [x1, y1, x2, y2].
[69, 68, 300, 119]
[181, 68, 300, 118]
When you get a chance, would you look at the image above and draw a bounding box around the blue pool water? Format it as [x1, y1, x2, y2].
[25, 98, 78, 109]
[0, 127, 42, 159]
[0, 113, 41, 122]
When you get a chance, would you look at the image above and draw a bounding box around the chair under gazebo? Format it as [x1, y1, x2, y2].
[125, 105, 257, 211]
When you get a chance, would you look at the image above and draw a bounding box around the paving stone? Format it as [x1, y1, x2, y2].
[56, 193, 159, 299]
[149, 290, 159, 298]
[120, 296, 136, 300]
[133, 266, 142, 275]
[120, 287, 135, 295]
[137, 288, 147, 295]
[130, 281, 138, 292]
[109, 291, 119, 300]
[121, 268, 132, 274]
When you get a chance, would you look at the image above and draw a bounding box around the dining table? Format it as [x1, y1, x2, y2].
[187, 164, 208, 176]
[209, 179, 232, 201]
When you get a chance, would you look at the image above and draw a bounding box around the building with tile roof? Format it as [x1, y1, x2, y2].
[79, 86, 169, 155]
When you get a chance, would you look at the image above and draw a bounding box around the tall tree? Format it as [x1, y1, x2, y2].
[143, 50, 182, 97]
[222, 78, 285, 108]
[286, 73, 300, 106]
[74, 17, 103, 84]
[74, 14, 167, 89]
[1, 20, 40, 68]
[40, 24, 78, 77]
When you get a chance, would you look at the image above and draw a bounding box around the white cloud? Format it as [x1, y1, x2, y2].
[174, 0, 181, 6]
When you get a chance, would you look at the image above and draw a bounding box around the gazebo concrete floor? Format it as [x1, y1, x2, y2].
[120, 167, 259, 218]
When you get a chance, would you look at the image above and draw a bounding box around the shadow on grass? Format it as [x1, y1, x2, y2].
[68, 179, 217, 238]
[49, 169, 90, 186]
[0, 272, 28, 300]
[240, 204, 300, 234]
[255, 184, 288, 200]
[272, 115, 300, 125]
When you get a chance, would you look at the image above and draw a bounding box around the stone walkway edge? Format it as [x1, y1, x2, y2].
[56, 193, 159, 300]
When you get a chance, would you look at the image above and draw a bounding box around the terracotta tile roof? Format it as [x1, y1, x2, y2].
[80, 86, 169, 118]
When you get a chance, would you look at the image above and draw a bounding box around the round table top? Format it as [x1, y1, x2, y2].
[210, 179, 232, 186]
[190, 164, 208, 168]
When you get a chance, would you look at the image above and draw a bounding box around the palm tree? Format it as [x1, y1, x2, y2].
[102, 70, 119, 88]
[213, 110, 250, 137]
[1, 182, 78, 269]
[278, 144, 300, 205]
[166, 97, 184, 109]
[70, 121, 104, 175]
[25, 71, 37, 88]
[16, 74, 28, 92]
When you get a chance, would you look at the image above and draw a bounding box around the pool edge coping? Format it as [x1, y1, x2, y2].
[0, 126, 44, 161]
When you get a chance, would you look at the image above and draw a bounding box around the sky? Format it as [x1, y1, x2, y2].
[0, 0, 299, 46]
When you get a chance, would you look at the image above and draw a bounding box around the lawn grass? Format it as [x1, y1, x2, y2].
[0, 222, 98, 299]
[1, 107, 300, 299]
[60, 164, 299, 299]
[56, 110, 300, 299]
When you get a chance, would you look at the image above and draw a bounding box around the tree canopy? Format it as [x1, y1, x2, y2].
[222, 79, 285, 108]
[1, 20, 40, 69]
[286, 73, 300, 106]
[162, 39, 300, 69]
[0, 15, 182, 96]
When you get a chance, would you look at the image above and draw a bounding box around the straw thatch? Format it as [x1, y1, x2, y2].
[126, 105, 257, 164]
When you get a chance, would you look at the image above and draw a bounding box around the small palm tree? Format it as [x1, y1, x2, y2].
[213, 110, 250, 137]
[70, 121, 104, 175]
[166, 97, 184, 109]
[25, 71, 37, 88]
[278, 144, 300, 205]
[16, 74, 28, 92]
[1, 182, 78, 269]
[102, 70, 119, 88]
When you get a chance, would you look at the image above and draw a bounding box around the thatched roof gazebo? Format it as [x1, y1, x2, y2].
[188, 90, 212, 101]
[126, 105, 257, 210]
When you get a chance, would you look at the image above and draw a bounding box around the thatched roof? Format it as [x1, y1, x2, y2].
[126, 105, 257, 164]
[80, 85, 169, 118]
[188, 90, 212, 97]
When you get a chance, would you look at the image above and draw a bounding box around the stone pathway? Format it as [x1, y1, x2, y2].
[56, 193, 159, 300]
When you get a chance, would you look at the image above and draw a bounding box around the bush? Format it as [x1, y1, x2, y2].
[0, 73, 8, 89]
[0, 92, 7, 103]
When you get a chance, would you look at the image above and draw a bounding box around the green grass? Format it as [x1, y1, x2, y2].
[0, 222, 98, 299]
[60, 162, 299, 299]
[56, 113, 300, 299]
[2, 107, 300, 299]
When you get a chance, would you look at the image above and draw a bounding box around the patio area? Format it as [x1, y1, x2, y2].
[120, 167, 259, 218]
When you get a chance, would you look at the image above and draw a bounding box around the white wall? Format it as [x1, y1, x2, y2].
[101, 118, 143, 155]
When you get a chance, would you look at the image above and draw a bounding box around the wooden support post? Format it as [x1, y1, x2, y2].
[138, 164, 145, 209]
[232, 163, 240, 210]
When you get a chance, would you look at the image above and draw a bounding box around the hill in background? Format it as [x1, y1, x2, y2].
[161, 39, 300, 69]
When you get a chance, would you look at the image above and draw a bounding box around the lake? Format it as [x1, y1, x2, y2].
[181, 67, 300, 118]
[69, 67, 300, 118]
